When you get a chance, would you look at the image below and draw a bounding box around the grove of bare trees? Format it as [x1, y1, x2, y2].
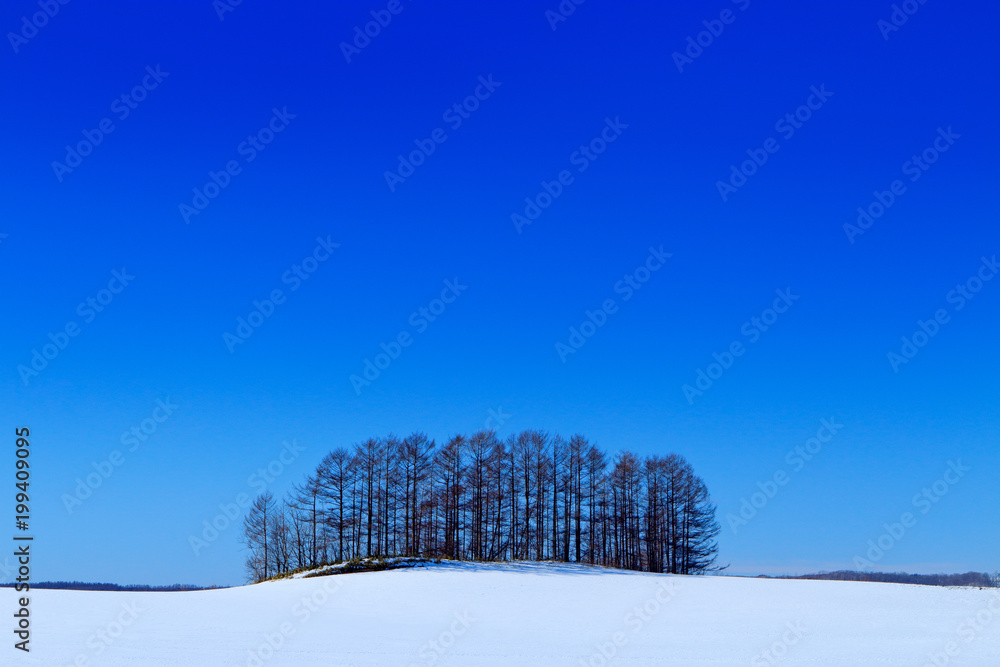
[242, 430, 721, 582]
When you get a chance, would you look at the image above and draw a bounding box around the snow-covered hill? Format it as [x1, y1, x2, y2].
[13, 561, 1000, 666]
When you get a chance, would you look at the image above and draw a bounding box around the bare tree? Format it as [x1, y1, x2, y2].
[316, 447, 352, 561]
[289, 474, 321, 568]
[269, 502, 293, 576]
[242, 430, 722, 581]
[242, 491, 275, 582]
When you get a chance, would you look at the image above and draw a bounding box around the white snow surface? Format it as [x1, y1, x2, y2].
[10, 561, 1000, 666]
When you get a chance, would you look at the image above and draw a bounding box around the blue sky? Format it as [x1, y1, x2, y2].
[1, 0, 997, 586]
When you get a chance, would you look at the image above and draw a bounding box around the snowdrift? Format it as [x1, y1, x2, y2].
[12, 560, 1000, 666]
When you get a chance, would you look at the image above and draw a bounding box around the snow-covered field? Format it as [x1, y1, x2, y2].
[11, 561, 1000, 666]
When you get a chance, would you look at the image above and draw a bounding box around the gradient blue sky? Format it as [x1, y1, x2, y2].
[1, 0, 997, 586]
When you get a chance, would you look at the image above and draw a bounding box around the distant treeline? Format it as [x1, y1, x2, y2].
[761, 571, 999, 588]
[0, 581, 225, 591]
[242, 430, 722, 583]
